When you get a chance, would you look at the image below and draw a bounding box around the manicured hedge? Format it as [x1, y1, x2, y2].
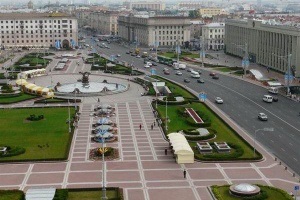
[0, 190, 24, 200]
[53, 189, 68, 200]
[156, 99, 189, 105]
[0, 146, 26, 158]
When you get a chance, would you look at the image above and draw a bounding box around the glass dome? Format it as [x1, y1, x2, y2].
[234, 183, 256, 192]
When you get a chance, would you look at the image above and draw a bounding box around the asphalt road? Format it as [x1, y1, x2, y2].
[83, 34, 300, 175]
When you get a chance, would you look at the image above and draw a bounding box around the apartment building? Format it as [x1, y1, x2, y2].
[178, 2, 203, 9]
[123, 1, 165, 11]
[202, 23, 225, 50]
[199, 8, 222, 17]
[118, 14, 191, 47]
[0, 13, 78, 49]
[225, 19, 300, 77]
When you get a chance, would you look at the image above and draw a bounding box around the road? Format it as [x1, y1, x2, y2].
[83, 35, 300, 175]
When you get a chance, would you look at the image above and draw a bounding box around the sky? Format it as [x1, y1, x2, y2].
[0, 0, 287, 6]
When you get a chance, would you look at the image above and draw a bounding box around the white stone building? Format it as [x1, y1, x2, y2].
[123, 1, 165, 11]
[89, 11, 119, 35]
[0, 13, 78, 49]
[202, 23, 225, 50]
[118, 14, 191, 47]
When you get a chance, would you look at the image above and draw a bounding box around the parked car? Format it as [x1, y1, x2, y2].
[126, 52, 130, 54]
[176, 71, 183, 76]
[136, 55, 141, 58]
[152, 62, 157, 66]
[187, 68, 193, 72]
[212, 75, 219, 79]
[197, 79, 205, 83]
[209, 72, 216, 76]
[215, 97, 223, 104]
[163, 68, 169, 72]
[258, 113, 268, 121]
[184, 78, 190, 83]
[144, 65, 151, 68]
[117, 54, 121, 57]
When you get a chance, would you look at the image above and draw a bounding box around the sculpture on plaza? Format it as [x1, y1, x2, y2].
[79, 72, 90, 87]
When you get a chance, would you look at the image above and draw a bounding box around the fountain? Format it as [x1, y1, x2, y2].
[54, 72, 128, 97]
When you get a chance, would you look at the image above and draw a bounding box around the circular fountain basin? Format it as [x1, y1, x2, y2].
[55, 81, 127, 97]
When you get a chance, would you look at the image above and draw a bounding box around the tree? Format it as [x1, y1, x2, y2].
[189, 10, 200, 18]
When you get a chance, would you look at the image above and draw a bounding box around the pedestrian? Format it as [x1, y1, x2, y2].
[151, 124, 153, 130]
[153, 121, 156, 126]
[165, 148, 167, 155]
[183, 169, 186, 178]
[139, 124, 142, 130]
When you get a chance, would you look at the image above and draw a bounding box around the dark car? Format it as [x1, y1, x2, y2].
[152, 62, 157, 66]
[184, 78, 190, 83]
[209, 72, 216, 76]
[212, 75, 219, 79]
[126, 52, 130, 54]
[197, 79, 205, 83]
[272, 96, 278, 102]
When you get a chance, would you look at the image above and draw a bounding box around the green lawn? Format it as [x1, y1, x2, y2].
[212, 185, 293, 200]
[160, 52, 200, 59]
[0, 190, 24, 200]
[0, 107, 75, 161]
[68, 190, 119, 200]
[157, 102, 257, 159]
[0, 93, 38, 104]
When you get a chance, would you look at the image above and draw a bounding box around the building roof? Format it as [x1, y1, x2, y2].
[168, 132, 193, 155]
[0, 12, 74, 20]
[26, 188, 56, 200]
[203, 23, 225, 27]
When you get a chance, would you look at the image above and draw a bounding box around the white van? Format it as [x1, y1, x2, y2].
[268, 87, 278, 94]
[263, 95, 273, 103]
[191, 70, 200, 78]
[173, 62, 186, 70]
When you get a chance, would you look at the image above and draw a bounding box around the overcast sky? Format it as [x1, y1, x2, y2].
[0, 0, 285, 6]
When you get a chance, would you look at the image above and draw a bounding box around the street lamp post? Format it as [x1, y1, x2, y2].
[100, 134, 107, 200]
[68, 99, 71, 133]
[201, 36, 205, 68]
[165, 95, 168, 131]
[272, 53, 292, 95]
[233, 42, 249, 78]
[253, 128, 274, 156]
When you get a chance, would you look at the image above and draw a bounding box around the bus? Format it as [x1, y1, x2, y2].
[157, 55, 175, 66]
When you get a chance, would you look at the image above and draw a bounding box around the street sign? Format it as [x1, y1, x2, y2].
[295, 186, 299, 191]
[150, 68, 156, 75]
[284, 74, 294, 81]
[198, 92, 207, 102]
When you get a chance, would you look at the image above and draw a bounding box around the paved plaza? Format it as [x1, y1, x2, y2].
[0, 51, 299, 200]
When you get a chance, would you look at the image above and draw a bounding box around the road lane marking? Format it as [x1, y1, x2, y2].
[289, 143, 293, 146]
[281, 148, 285, 152]
[270, 140, 274, 143]
[294, 158, 298, 162]
[208, 80, 300, 133]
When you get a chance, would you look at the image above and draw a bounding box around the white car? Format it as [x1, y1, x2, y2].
[136, 55, 141, 58]
[258, 113, 268, 121]
[117, 54, 121, 57]
[144, 65, 151, 68]
[146, 62, 153, 66]
[176, 71, 183, 76]
[215, 97, 223, 104]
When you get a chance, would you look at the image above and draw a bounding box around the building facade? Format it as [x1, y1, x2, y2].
[123, 1, 165, 11]
[225, 19, 300, 77]
[90, 11, 119, 35]
[199, 8, 222, 17]
[202, 23, 225, 50]
[118, 14, 191, 47]
[178, 2, 203, 9]
[0, 13, 78, 49]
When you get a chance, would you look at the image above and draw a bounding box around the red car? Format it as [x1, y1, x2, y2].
[164, 70, 170, 75]
[209, 72, 216, 76]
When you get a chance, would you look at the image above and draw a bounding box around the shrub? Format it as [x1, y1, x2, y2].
[0, 146, 26, 158]
[53, 189, 68, 200]
[27, 114, 44, 121]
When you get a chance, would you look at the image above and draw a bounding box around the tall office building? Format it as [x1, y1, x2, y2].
[225, 19, 300, 77]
